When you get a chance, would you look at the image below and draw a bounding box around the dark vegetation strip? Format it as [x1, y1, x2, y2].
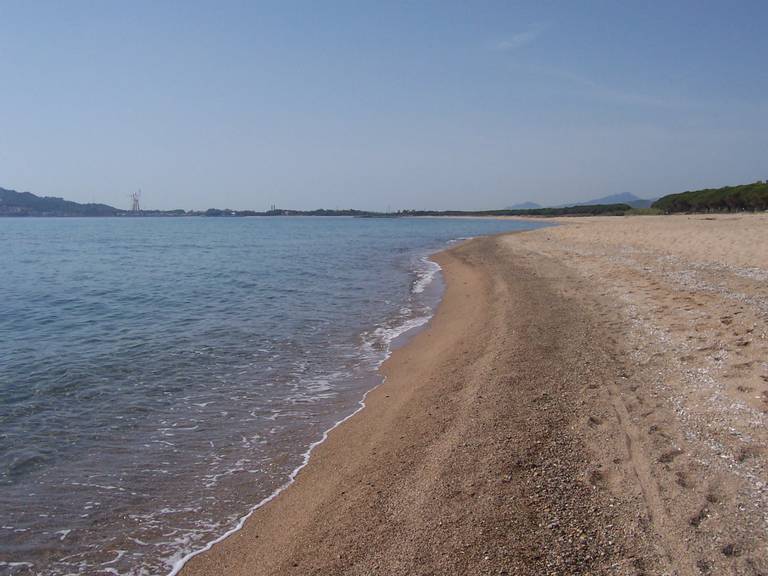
[652, 181, 768, 213]
[0, 186, 632, 218]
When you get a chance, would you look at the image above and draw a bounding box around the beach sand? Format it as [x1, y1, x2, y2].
[181, 213, 768, 575]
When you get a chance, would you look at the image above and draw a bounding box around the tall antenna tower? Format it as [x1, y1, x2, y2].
[130, 189, 141, 212]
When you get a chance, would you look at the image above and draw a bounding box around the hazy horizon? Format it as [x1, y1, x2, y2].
[1, 1, 766, 212]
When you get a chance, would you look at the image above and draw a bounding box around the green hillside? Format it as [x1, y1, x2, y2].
[652, 181, 768, 213]
[0, 187, 122, 216]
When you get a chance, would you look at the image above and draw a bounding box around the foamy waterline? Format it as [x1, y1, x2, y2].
[3, 217, 550, 576]
[412, 256, 441, 294]
[166, 255, 443, 576]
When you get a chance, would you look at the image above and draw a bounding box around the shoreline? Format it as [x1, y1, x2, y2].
[180, 229, 660, 575]
[167, 254, 449, 576]
[179, 237, 501, 575]
[168, 372, 381, 576]
[2, 218, 550, 576]
[180, 214, 768, 575]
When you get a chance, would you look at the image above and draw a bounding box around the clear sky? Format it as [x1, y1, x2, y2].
[1, 1, 766, 211]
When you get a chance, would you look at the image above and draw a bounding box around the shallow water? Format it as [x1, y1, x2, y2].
[0, 216, 544, 575]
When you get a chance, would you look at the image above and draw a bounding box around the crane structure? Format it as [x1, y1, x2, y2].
[130, 190, 141, 212]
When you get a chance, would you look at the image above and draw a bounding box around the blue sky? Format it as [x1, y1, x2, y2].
[1, 1, 766, 211]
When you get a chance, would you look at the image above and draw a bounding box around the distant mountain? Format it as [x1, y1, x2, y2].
[507, 201, 542, 210]
[0, 187, 122, 216]
[551, 192, 653, 209]
[515, 193, 654, 211]
[567, 192, 654, 209]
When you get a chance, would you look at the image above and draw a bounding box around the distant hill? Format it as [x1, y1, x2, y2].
[563, 192, 654, 209]
[0, 187, 122, 216]
[653, 181, 768, 213]
[508, 195, 654, 210]
[0, 184, 637, 219]
[507, 201, 542, 210]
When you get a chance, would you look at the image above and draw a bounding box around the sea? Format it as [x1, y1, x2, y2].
[0, 216, 545, 575]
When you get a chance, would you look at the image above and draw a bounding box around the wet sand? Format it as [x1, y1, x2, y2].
[181, 213, 768, 575]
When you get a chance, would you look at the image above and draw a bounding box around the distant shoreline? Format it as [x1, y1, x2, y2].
[3, 179, 766, 218]
[0, 205, 632, 218]
[0, 205, 630, 219]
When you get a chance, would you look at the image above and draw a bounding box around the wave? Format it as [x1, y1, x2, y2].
[166, 254, 443, 576]
[412, 257, 442, 294]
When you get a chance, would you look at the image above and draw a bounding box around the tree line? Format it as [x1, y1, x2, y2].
[652, 181, 768, 213]
[397, 204, 632, 217]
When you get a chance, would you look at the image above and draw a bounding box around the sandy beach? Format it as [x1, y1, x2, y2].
[181, 213, 768, 576]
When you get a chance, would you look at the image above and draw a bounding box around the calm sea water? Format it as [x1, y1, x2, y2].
[0, 216, 544, 575]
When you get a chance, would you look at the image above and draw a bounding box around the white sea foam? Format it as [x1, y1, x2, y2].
[412, 257, 442, 294]
[166, 381, 383, 576]
[166, 257, 444, 576]
[367, 316, 431, 362]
